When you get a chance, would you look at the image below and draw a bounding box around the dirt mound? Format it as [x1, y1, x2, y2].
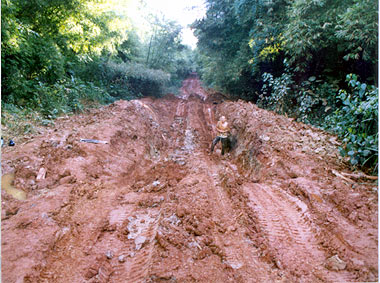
[1, 78, 378, 282]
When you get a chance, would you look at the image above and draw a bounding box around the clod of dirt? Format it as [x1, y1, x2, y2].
[84, 266, 99, 279]
[59, 175, 75, 185]
[325, 255, 347, 271]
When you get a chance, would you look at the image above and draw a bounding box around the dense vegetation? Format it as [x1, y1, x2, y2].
[2, 0, 378, 172]
[193, 0, 378, 172]
[2, 0, 196, 131]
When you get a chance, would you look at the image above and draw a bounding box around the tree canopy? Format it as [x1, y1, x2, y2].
[192, 0, 378, 171]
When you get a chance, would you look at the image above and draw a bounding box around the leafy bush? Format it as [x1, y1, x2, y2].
[258, 71, 378, 172]
[258, 70, 293, 114]
[79, 60, 171, 99]
[27, 79, 113, 119]
[295, 80, 338, 126]
[326, 74, 378, 170]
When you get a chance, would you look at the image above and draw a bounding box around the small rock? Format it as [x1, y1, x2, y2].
[135, 235, 147, 250]
[326, 255, 346, 271]
[36, 168, 47, 181]
[152, 180, 160, 187]
[118, 255, 126, 263]
[105, 250, 114, 259]
[228, 261, 243, 270]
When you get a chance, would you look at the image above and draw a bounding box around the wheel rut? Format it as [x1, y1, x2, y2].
[244, 183, 356, 282]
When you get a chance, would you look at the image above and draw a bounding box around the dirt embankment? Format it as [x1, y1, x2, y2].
[1, 78, 378, 282]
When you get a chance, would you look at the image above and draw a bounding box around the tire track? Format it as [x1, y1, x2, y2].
[106, 202, 162, 282]
[124, 211, 162, 283]
[244, 183, 356, 282]
[167, 98, 193, 166]
[204, 164, 275, 282]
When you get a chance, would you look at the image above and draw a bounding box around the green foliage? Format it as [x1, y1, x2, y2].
[104, 62, 171, 98]
[141, 15, 197, 93]
[116, 30, 143, 63]
[1, 0, 126, 107]
[31, 79, 113, 118]
[192, 0, 256, 97]
[283, 0, 349, 71]
[194, 0, 377, 100]
[295, 80, 338, 126]
[259, 70, 293, 115]
[326, 74, 378, 170]
[145, 18, 184, 72]
[335, 0, 378, 63]
[76, 57, 171, 99]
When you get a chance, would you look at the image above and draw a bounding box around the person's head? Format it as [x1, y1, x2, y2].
[220, 116, 226, 122]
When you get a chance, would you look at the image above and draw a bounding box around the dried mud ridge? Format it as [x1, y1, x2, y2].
[2, 78, 378, 282]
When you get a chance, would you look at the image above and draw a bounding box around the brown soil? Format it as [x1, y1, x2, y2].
[1, 78, 378, 282]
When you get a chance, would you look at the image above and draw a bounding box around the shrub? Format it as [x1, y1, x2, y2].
[258, 71, 293, 114]
[326, 74, 378, 171]
[295, 80, 338, 126]
[29, 79, 113, 119]
[77, 60, 171, 99]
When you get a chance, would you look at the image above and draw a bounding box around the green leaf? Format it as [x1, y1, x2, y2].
[362, 149, 370, 156]
[350, 158, 358, 165]
[347, 150, 355, 156]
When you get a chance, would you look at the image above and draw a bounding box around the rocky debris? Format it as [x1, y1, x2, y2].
[325, 255, 347, 271]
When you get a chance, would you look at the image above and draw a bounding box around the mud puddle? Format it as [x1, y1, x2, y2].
[1, 173, 27, 200]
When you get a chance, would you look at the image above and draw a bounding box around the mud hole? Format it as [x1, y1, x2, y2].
[2, 78, 378, 282]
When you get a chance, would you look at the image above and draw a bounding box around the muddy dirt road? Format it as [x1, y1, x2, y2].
[1, 78, 378, 282]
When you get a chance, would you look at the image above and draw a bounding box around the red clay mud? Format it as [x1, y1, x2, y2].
[1, 78, 378, 282]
